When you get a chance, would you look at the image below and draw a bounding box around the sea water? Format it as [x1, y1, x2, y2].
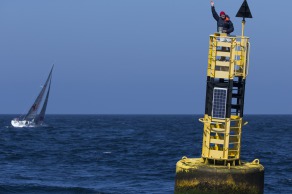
[0, 115, 291, 194]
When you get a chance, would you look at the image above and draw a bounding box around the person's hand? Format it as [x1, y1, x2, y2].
[211, 1, 214, 7]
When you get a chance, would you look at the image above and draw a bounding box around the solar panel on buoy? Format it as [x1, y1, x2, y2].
[212, 87, 227, 119]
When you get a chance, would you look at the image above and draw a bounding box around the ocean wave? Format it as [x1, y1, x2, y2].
[0, 184, 101, 194]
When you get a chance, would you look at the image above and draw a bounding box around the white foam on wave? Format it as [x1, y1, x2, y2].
[103, 152, 112, 154]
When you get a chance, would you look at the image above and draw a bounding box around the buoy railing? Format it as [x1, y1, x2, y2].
[208, 33, 250, 80]
[199, 115, 243, 161]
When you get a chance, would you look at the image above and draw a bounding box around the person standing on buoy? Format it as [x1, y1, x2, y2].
[211, 0, 234, 35]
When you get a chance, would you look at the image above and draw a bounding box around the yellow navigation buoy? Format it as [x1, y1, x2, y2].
[174, 1, 264, 193]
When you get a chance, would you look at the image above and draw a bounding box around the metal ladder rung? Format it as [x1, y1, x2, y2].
[230, 135, 240, 137]
[210, 138, 224, 144]
[211, 128, 225, 132]
[216, 51, 231, 57]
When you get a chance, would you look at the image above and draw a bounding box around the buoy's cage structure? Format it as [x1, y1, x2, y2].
[174, 2, 264, 193]
[174, 32, 264, 194]
[200, 32, 250, 166]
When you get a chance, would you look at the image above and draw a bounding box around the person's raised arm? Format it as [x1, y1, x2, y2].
[211, 1, 219, 21]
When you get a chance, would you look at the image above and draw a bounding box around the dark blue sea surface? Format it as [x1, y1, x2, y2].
[0, 115, 291, 194]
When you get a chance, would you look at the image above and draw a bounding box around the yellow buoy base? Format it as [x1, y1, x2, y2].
[174, 157, 264, 194]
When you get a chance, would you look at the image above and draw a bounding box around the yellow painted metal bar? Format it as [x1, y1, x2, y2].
[209, 150, 224, 159]
[208, 36, 217, 77]
[241, 39, 248, 78]
[210, 138, 224, 145]
[201, 114, 211, 158]
[229, 39, 236, 78]
[216, 51, 230, 57]
[223, 119, 231, 159]
[241, 20, 246, 37]
[216, 42, 231, 47]
[214, 71, 229, 79]
[216, 61, 230, 67]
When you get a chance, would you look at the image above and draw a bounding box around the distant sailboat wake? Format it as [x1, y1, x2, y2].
[11, 66, 53, 128]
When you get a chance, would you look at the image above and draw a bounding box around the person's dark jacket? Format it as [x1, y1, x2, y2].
[211, 6, 234, 34]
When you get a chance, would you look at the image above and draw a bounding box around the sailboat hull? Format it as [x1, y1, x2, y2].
[11, 119, 35, 128]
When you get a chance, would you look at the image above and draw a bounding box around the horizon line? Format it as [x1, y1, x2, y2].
[2, 113, 292, 116]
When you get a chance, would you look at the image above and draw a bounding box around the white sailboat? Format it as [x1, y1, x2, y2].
[11, 66, 53, 128]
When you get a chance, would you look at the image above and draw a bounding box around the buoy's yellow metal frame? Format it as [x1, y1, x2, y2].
[199, 114, 244, 162]
[201, 32, 250, 162]
[207, 33, 250, 80]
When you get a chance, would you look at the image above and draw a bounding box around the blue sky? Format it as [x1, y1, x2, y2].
[0, 0, 291, 114]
